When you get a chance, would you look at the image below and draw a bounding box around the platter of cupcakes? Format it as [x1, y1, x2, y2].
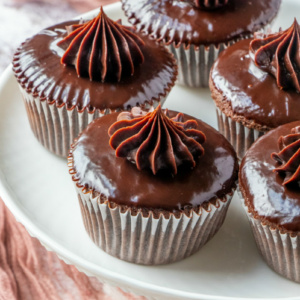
[1, 1, 300, 299]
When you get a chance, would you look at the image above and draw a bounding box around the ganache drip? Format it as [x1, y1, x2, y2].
[271, 126, 300, 185]
[250, 19, 300, 92]
[57, 6, 145, 82]
[108, 106, 206, 175]
[192, 0, 229, 10]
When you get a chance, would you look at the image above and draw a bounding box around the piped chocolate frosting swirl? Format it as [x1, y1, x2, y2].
[108, 106, 206, 175]
[192, 0, 229, 10]
[271, 126, 300, 185]
[250, 19, 300, 92]
[57, 6, 145, 82]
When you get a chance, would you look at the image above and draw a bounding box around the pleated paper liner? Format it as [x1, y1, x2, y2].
[19, 86, 164, 157]
[167, 36, 251, 88]
[68, 149, 236, 265]
[216, 107, 265, 161]
[238, 190, 300, 283]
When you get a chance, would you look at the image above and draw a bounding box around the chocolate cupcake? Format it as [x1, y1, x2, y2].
[121, 0, 281, 87]
[12, 7, 177, 157]
[239, 121, 300, 283]
[68, 106, 238, 265]
[210, 19, 300, 160]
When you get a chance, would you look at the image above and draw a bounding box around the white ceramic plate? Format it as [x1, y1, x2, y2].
[1, 2, 300, 300]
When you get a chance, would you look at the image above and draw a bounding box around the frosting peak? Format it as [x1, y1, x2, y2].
[271, 126, 300, 185]
[250, 19, 300, 92]
[108, 106, 206, 175]
[57, 6, 145, 82]
[192, 0, 229, 10]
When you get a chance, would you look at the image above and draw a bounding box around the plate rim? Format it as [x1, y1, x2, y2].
[1, 2, 300, 300]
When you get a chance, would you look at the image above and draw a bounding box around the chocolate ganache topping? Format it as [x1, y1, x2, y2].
[271, 126, 300, 185]
[108, 106, 206, 175]
[192, 0, 229, 10]
[250, 19, 300, 92]
[57, 6, 145, 82]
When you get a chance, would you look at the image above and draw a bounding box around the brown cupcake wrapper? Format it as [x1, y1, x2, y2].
[73, 182, 235, 265]
[216, 108, 265, 160]
[238, 190, 300, 283]
[19, 86, 166, 158]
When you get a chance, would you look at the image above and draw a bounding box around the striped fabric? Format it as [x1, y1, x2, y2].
[0, 198, 144, 300]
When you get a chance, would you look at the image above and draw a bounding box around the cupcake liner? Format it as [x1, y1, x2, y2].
[19, 86, 165, 158]
[74, 185, 234, 265]
[167, 34, 253, 88]
[167, 43, 225, 88]
[216, 107, 265, 160]
[167, 43, 218, 87]
[239, 191, 300, 283]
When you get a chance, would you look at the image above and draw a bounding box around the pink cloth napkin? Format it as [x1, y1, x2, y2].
[0, 198, 145, 300]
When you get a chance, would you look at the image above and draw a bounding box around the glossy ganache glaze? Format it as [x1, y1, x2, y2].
[12, 20, 177, 111]
[70, 111, 238, 212]
[121, 0, 281, 46]
[240, 121, 300, 233]
[210, 39, 300, 130]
